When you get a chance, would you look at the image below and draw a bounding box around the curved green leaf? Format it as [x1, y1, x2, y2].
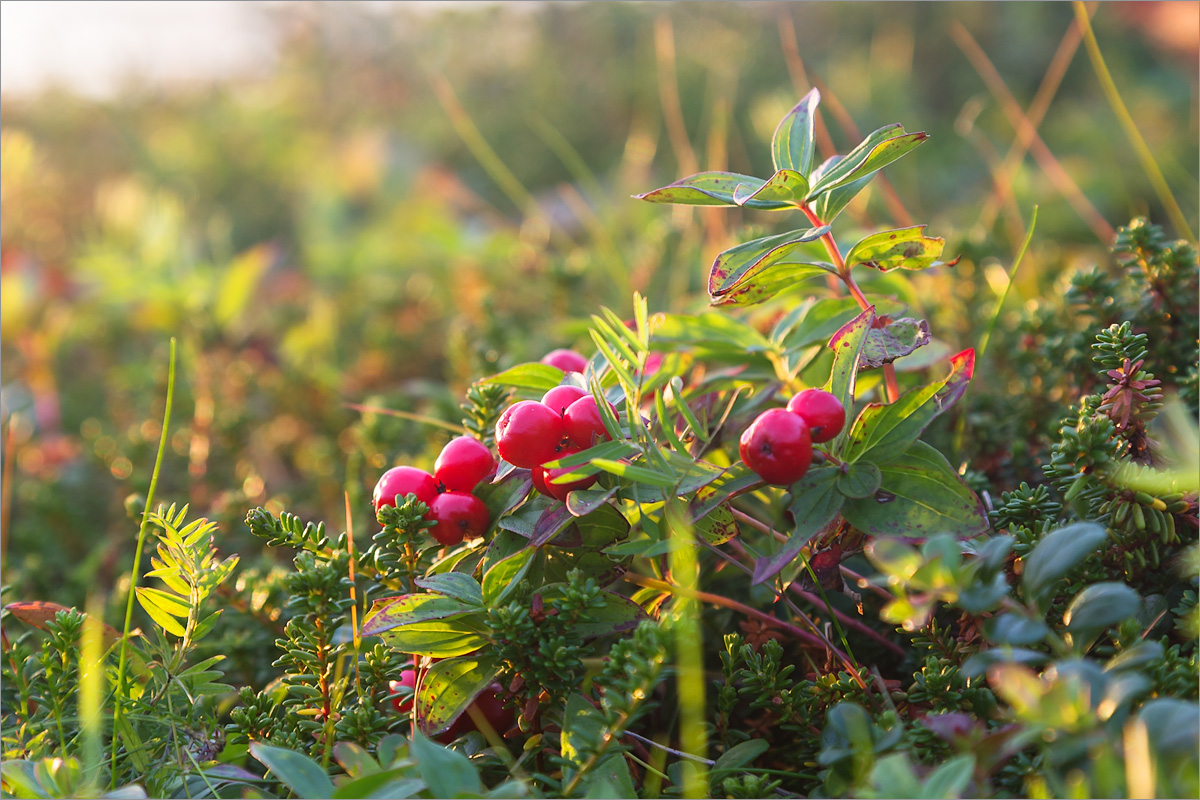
[710, 261, 835, 308]
[837, 461, 881, 499]
[772, 89, 821, 175]
[634, 171, 792, 210]
[415, 655, 500, 736]
[250, 743, 335, 799]
[806, 126, 929, 198]
[860, 318, 931, 369]
[841, 441, 988, 539]
[845, 225, 949, 272]
[1021, 522, 1107, 611]
[482, 547, 538, 606]
[362, 594, 479, 637]
[844, 348, 975, 465]
[409, 732, 485, 798]
[1063, 582, 1141, 640]
[481, 363, 564, 392]
[379, 620, 488, 658]
[825, 306, 875, 449]
[708, 227, 830, 301]
[733, 169, 809, 208]
[414, 574, 483, 607]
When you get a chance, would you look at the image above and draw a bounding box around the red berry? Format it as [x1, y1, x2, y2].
[563, 395, 615, 449]
[541, 385, 588, 416]
[536, 448, 597, 501]
[373, 466, 438, 512]
[495, 401, 567, 468]
[541, 349, 588, 374]
[739, 408, 813, 485]
[389, 666, 418, 714]
[786, 389, 846, 443]
[434, 436, 496, 492]
[429, 491, 490, 546]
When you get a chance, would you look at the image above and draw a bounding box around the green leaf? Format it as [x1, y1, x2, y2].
[961, 647, 1049, 680]
[841, 441, 988, 539]
[707, 227, 830, 302]
[985, 613, 1050, 647]
[135, 586, 189, 618]
[773, 295, 904, 353]
[415, 655, 500, 736]
[249, 742, 335, 799]
[733, 169, 809, 207]
[531, 504, 578, 546]
[482, 548, 538, 607]
[806, 125, 928, 199]
[361, 594, 480, 637]
[414, 574, 483, 607]
[753, 465, 843, 584]
[566, 486, 618, 517]
[921, 754, 975, 799]
[825, 306, 875, 444]
[811, 169, 874, 224]
[555, 589, 646, 638]
[135, 588, 187, 637]
[710, 261, 835, 308]
[481, 363, 564, 392]
[590, 458, 677, 488]
[844, 225, 949, 272]
[693, 503, 739, 545]
[1020, 522, 1107, 611]
[332, 773, 423, 800]
[860, 318, 931, 369]
[409, 731, 485, 798]
[837, 461, 881, 499]
[712, 739, 771, 773]
[653, 312, 771, 353]
[689, 465, 762, 522]
[634, 171, 792, 210]
[772, 89, 821, 175]
[844, 348, 975, 464]
[1063, 582, 1141, 641]
[379, 619, 489, 658]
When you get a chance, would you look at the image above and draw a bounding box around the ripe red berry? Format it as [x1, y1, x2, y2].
[373, 466, 439, 512]
[434, 436, 496, 492]
[563, 395, 615, 449]
[786, 388, 846, 443]
[739, 408, 813, 485]
[541, 349, 588, 374]
[428, 491, 490, 546]
[495, 401, 567, 468]
[541, 385, 587, 416]
[389, 666, 417, 714]
[535, 448, 597, 501]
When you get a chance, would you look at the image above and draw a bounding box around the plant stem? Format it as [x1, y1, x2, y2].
[111, 338, 176, 787]
[622, 571, 865, 688]
[799, 204, 898, 403]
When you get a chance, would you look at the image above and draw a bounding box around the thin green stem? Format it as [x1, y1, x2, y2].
[111, 338, 176, 787]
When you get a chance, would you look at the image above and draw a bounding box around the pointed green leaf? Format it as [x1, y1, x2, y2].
[772, 89, 821, 175]
[806, 125, 928, 198]
[844, 348, 975, 465]
[753, 465, 843, 584]
[733, 169, 809, 208]
[708, 227, 830, 301]
[710, 261, 836, 307]
[378, 619, 488, 658]
[1063, 582, 1141, 641]
[415, 655, 500, 736]
[825, 306, 875, 446]
[481, 363, 564, 392]
[590, 458, 677, 488]
[634, 171, 793, 210]
[135, 588, 187, 637]
[845, 225, 950, 272]
[482, 547, 538, 606]
[841, 441, 988, 539]
[414, 574, 484, 607]
[362, 593, 480, 636]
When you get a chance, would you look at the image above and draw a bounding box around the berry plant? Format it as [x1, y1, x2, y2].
[2, 89, 1197, 800]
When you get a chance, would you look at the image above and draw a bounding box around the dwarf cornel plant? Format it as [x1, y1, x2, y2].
[2, 92, 1196, 799]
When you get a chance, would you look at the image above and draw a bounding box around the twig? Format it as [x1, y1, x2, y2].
[624, 730, 715, 765]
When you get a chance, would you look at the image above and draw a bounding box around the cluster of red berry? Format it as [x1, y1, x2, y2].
[739, 388, 846, 485]
[371, 435, 496, 546]
[494, 385, 617, 501]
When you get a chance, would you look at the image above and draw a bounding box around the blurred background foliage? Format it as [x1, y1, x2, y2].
[1, 1, 1197, 610]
